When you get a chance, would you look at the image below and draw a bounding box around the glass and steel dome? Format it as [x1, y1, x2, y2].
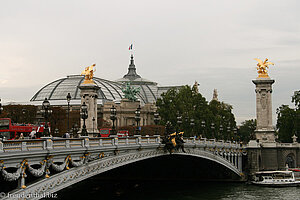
[30, 55, 178, 105]
[30, 75, 161, 105]
[30, 75, 128, 103]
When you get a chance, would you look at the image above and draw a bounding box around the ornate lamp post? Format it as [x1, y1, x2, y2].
[165, 121, 172, 136]
[135, 105, 141, 135]
[154, 112, 160, 135]
[227, 126, 231, 141]
[73, 123, 79, 138]
[177, 113, 182, 132]
[92, 117, 95, 134]
[54, 128, 59, 136]
[233, 127, 237, 141]
[80, 102, 88, 136]
[41, 98, 52, 137]
[0, 99, 3, 115]
[66, 93, 71, 133]
[110, 105, 117, 135]
[219, 125, 223, 140]
[69, 128, 73, 138]
[201, 120, 206, 137]
[211, 123, 215, 138]
[190, 118, 195, 136]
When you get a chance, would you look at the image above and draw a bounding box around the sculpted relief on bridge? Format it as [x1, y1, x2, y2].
[0, 136, 244, 199]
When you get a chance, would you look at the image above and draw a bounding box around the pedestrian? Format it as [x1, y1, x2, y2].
[30, 129, 36, 139]
[19, 133, 24, 140]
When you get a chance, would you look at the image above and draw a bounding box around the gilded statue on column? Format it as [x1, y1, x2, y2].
[81, 64, 96, 84]
[254, 58, 274, 78]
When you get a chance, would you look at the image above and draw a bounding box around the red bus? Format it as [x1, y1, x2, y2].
[0, 118, 46, 140]
[99, 128, 129, 137]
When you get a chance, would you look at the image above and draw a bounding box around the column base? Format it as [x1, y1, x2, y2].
[255, 129, 276, 143]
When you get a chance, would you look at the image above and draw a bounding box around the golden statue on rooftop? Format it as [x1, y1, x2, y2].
[81, 64, 96, 84]
[254, 58, 274, 78]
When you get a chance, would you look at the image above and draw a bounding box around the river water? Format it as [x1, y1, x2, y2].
[56, 180, 300, 200]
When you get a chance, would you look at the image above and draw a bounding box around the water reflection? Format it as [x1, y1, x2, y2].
[56, 180, 299, 200]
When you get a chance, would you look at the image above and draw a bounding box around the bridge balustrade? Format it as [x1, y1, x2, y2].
[0, 135, 245, 199]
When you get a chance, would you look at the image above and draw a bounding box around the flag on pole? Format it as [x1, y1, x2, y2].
[129, 44, 133, 50]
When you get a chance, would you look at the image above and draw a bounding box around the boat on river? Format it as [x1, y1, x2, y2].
[252, 171, 300, 187]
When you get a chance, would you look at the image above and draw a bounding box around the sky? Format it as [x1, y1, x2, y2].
[0, 0, 299, 125]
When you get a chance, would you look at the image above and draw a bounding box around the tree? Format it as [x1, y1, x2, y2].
[292, 90, 300, 109]
[276, 105, 295, 143]
[208, 100, 236, 140]
[276, 91, 300, 143]
[238, 119, 256, 143]
[1, 105, 38, 124]
[156, 85, 209, 137]
[156, 85, 237, 139]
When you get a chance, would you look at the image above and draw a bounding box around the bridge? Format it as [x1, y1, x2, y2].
[0, 136, 245, 199]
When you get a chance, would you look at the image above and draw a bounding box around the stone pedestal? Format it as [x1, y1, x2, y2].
[252, 78, 275, 143]
[78, 83, 100, 137]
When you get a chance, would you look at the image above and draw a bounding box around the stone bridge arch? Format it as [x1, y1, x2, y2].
[3, 148, 242, 199]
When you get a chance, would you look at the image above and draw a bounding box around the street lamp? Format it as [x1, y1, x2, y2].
[201, 120, 206, 137]
[154, 111, 160, 135]
[135, 105, 141, 135]
[41, 98, 52, 137]
[92, 117, 95, 134]
[66, 93, 71, 133]
[227, 126, 231, 141]
[54, 128, 59, 136]
[177, 113, 182, 132]
[69, 128, 73, 138]
[219, 125, 223, 140]
[190, 118, 195, 136]
[233, 127, 237, 141]
[211, 123, 215, 139]
[0, 99, 3, 115]
[110, 105, 117, 135]
[80, 102, 88, 136]
[73, 123, 79, 138]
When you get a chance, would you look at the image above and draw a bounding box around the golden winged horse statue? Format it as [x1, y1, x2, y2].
[254, 58, 274, 78]
[81, 64, 96, 84]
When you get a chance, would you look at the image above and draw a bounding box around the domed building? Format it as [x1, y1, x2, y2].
[30, 55, 179, 130]
[30, 55, 173, 106]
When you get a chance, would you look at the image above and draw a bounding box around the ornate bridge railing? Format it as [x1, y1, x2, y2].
[0, 136, 245, 199]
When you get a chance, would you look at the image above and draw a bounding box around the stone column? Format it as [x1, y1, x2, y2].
[78, 83, 100, 137]
[252, 78, 276, 143]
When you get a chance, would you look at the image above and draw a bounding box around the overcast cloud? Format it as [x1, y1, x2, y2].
[0, 0, 299, 124]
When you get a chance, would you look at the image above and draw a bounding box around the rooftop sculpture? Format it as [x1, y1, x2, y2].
[81, 64, 96, 84]
[254, 58, 274, 78]
[122, 82, 140, 101]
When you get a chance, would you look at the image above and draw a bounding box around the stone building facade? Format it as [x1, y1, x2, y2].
[101, 99, 157, 128]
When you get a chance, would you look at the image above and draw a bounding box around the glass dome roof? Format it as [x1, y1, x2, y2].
[30, 75, 161, 105]
[30, 55, 179, 105]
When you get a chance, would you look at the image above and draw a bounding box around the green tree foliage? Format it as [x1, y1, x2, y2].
[208, 100, 236, 140]
[276, 105, 295, 142]
[49, 108, 80, 136]
[156, 85, 237, 139]
[276, 91, 300, 143]
[1, 105, 37, 124]
[238, 119, 256, 143]
[292, 90, 300, 109]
